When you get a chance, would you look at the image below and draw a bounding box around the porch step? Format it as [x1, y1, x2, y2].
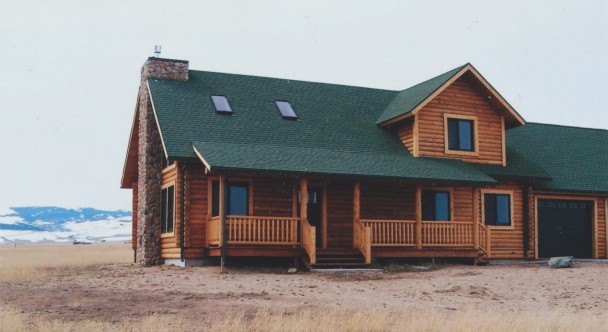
[305, 248, 370, 269]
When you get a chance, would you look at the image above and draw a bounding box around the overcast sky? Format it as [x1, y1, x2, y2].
[0, 0, 606, 211]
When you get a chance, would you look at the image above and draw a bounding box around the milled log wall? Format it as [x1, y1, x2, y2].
[395, 76, 505, 165]
[475, 183, 525, 259]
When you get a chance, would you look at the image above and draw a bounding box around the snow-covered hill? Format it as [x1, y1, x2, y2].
[0, 207, 132, 244]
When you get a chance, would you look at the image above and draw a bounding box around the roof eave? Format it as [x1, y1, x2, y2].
[532, 187, 608, 196]
[208, 165, 497, 186]
[120, 98, 140, 189]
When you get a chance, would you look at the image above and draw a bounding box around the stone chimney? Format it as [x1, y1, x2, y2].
[141, 57, 189, 82]
[135, 57, 189, 266]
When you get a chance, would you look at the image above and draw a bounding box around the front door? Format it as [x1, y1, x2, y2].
[298, 188, 323, 247]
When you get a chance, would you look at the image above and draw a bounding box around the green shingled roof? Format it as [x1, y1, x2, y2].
[375, 64, 467, 124]
[192, 141, 496, 184]
[504, 123, 608, 194]
[149, 69, 495, 184]
[147, 68, 607, 193]
[475, 123, 608, 194]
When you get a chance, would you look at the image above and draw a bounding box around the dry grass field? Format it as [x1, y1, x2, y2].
[0, 243, 132, 282]
[1, 243, 607, 331]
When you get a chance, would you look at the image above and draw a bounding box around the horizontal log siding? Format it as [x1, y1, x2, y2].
[417, 77, 504, 164]
[481, 183, 525, 259]
[326, 181, 354, 248]
[452, 187, 474, 222]
[360, 182, 415, 220]
[395, 118, 415, 154]
[183, 164, 207, 259]
[160, 164, 180, 257]
[252, 178, 294, 217]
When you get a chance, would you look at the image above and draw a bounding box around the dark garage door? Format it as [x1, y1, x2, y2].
[538, 199, 593, 258]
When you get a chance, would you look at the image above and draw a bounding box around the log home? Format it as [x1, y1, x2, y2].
[121, 57, 608, 268]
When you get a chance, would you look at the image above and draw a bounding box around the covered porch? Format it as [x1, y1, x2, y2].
[205, 176, 490, 265]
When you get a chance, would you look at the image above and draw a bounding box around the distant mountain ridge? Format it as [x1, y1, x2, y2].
[0, 206, 132, 243]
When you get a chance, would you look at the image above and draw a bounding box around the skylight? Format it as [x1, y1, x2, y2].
[211, 95, 232, 114]
[275, 101, 297, 119]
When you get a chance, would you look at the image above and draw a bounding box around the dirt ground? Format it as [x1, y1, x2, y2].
[1, 258, 607, 325]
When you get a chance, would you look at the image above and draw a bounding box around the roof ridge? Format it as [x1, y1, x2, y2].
[187, 69, 400, 93]
[397, 63, 468, 93]
[525, 122, 608, 132]
[375, 64, 469, 124]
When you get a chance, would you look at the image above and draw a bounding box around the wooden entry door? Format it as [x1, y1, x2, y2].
[298, 188, 323, 247]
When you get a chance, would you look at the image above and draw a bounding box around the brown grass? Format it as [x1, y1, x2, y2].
[1, 306, 607, 331]
[1, 244, 607, 331]
[0, 243, 132, 281]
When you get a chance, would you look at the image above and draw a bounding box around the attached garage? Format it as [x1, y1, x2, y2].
[537, 199, 594, 258]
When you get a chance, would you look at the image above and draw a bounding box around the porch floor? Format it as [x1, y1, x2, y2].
[206, 245, 482, 259]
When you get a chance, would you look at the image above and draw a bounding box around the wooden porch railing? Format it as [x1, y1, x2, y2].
[207, 216, 221, 246]
[301, 218, 316, 264]
[422, 222, 473, 246]
[478, 223, 490, 254]
[357, 218, 491, 258]
[354, 220, 372, 264]
[226, 216, 300, 245]
[362, 219, 416, 246]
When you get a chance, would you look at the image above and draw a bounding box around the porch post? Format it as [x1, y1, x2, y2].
[300, 178, 308, 232]
[220, 175, 227, 271]
[353, 181, 360, 248]
[473, 188, 480, 250]
[416, 185, 422, 249]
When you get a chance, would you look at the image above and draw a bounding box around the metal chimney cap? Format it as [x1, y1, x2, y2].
[154, 45, 162, 57]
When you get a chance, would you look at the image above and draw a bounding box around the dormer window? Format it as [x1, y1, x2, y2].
[211, 95, 233, 114]
[444, 114, 478, 155]
[448, 118, 473, 151]
[275, 101, 298, 119]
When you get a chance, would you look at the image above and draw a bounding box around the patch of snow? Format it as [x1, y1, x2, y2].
[0, 218, 132, 243]
[33, 220, 53, 226]
[0, 207, 132, 243]
[0, 216, 23, 225]
[101, 236, 132, 242]
[63, 218, 131, 238]
[0, 207, 17, 215]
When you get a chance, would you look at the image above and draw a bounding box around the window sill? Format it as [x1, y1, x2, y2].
[487, 224, 514, 230]
[161, 232, 175, 238]
[444, 149, 479, 157]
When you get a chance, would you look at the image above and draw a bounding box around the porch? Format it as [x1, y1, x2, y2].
[204, 177, 490, 265]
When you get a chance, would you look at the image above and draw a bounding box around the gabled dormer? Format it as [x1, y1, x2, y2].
[378, 64, 525, 166]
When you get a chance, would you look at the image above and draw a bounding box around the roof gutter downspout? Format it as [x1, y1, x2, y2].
[180, 161, 187, 262]
[522, 182, 531, 259]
